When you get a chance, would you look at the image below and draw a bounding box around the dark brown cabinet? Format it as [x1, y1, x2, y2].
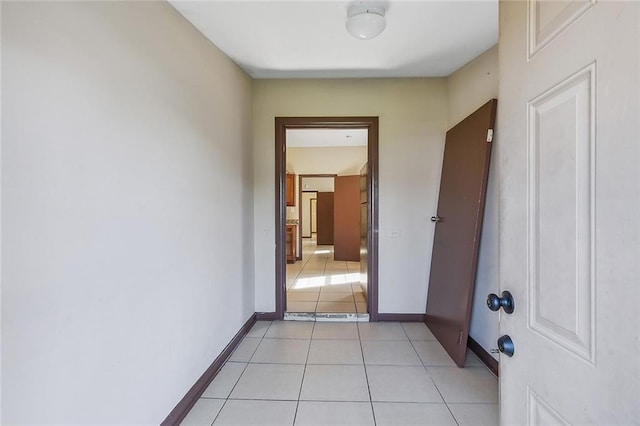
[286, 173, 296, 206]
[286, 225, 297, 263]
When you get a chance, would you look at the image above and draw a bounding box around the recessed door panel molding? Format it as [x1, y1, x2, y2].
[527, 63, 595, 363]
[528, 0, 595, 59]
[528, 388, 571, 426]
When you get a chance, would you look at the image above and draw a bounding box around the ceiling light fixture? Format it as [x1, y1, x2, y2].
[346, 4, 386, 40]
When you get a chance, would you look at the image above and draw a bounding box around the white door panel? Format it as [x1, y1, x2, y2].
[499, 1, 639, 424]
[528, 64, 595, 363]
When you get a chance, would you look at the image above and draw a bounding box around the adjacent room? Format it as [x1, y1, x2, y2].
[285, 129, 368, 318]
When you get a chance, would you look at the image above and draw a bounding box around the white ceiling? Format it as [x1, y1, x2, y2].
[287, 129, 368, 147]
[169, 1, 498, 79]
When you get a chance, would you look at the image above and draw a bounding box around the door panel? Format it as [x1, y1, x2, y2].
[499, 1, 640, 423]
[528, 66, 595, 361]
[316, 192, 334, 245]
[334, 175, 360, 261]
[425, 99, 497, 367]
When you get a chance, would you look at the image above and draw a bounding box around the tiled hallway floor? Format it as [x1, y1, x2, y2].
[181, 321, 499, 425]
[286, 238, 365, 314]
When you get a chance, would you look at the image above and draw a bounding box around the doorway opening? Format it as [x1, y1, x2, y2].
[275, 117, 379, 321]
[286, 171, 366, 317]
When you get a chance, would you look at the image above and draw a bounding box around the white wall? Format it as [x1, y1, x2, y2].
[447, 46, 499, 359]
[1, 2, 253, 424]
[253, 78, 448, 313]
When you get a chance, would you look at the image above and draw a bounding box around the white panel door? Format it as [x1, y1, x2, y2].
[498, 1, 640, 423]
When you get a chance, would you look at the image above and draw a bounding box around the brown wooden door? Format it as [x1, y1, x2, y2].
[316, 192, 334, 245]
[334, 176, 360, 261]
[425, 99, 497, 367]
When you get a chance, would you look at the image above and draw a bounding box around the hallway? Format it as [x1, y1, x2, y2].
[286, 238, 366, 315]
[181, 321, 498, 425]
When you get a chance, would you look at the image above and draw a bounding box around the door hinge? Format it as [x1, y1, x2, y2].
[486, 129, 494, 143]
[458, 330, 464, 344]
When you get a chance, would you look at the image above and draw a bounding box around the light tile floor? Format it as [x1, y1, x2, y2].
[181, 321, 499, 425]
[286, 238, 366, 314]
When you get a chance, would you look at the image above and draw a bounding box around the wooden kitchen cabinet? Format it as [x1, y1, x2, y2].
[286, 225, 297, 263]
[286, 173, 296, 206]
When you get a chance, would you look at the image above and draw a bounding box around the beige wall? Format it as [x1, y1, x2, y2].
[287, 146, 366, 251]
[301, 177, 335, 192]
[1, 2, 253, 423]
[287, 146, 367, 175]
[448, 46, 499, 129]
[253, 78, 448, 313]
[447, 45, 499, 359]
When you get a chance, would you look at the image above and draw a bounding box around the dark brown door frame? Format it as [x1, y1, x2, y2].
[275, 117, 379, 321]
[297, 175, 336, 259]
[300, 189, 319, 239]
[309, 198, 317, 236]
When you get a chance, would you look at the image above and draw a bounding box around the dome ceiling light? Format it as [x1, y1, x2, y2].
[345, 4, 387, 40]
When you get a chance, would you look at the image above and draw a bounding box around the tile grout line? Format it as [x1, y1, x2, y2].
[402, 323, 461, 426]
[208, 320, 274, 425]
[288, 240, 363, 316]
[292, 321, 316, 426]
[356, 322, 378, 426]
[196, 321, 496, 424]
